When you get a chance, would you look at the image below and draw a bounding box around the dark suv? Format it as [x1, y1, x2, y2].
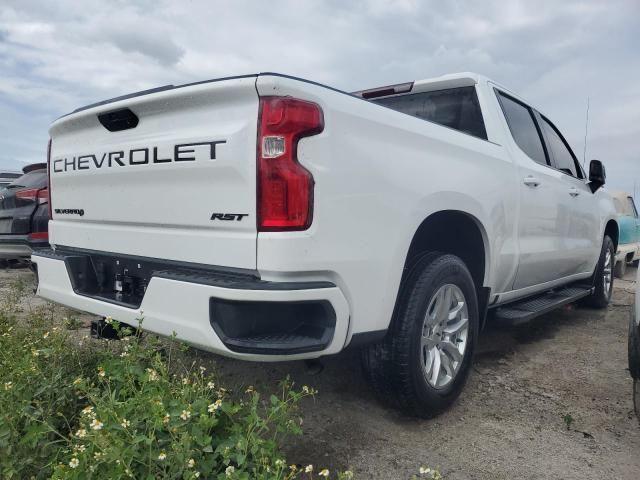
[0, 163, 49, 263]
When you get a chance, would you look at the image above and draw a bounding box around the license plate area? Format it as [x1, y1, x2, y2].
[65, 253, 153, 308]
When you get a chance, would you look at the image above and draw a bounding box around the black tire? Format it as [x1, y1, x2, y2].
[629, 308, 640, 380]
[631, 300, 640, 423]
[584, 235, 615, 309]
[361, 252, 479, 418]
[614, 260, 626, 279]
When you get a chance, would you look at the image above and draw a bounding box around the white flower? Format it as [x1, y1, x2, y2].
[319, 469, 330, 477]
[158, 452, 167, 461]
[104, 316, 113, 324]
[75, 428, 87, 438]
[194, 473, 201, 478]
[180, 410, 191, 421]
[199, 366, 206, 373]
[69, 458, 79, 468]
[225, 465, 235, 477]
[182, 377, 190, 385]
[208, 399, 223, 413]
[81, 406, 95, 417]
[3, 382, 12, 391]
[305, 465, 313, 473]
[97, 367, 106, 377]
[207, 381, 215, 389]
[120, 351, 129, 358]
[419, 467, 432, 475]
[162, 413, 170, 424]
[275, 459, 286, 468]
[43, 331, 50, 339]
[187, 458, 195, 468]
[120, 419, 130, 428]
[146, 368, 159, 382]
[90, 419, 103, 430]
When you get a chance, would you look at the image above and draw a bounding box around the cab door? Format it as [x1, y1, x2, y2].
[495, 91, 572, 290]
[536, 113, 600, 276]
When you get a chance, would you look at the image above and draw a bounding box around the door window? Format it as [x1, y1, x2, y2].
[497, 92, 548, 165]
[539, 116, 581, 178]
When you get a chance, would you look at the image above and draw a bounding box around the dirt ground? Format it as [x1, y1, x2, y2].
[2, 265, 638, 479]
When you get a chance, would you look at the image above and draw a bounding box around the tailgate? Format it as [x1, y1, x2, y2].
[48, 76, 259, 269]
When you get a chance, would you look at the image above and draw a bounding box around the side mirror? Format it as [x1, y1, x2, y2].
[589, 159, 606, 193]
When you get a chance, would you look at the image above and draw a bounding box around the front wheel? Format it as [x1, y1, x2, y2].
[584, 235, 615, 309]
[361, 252, 479, 418]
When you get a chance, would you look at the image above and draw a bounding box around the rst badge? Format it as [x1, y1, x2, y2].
[210, 213, 248, 221]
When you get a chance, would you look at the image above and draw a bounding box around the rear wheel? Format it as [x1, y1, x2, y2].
[584, 235, 615, 308]
[362, 252, 479, 418]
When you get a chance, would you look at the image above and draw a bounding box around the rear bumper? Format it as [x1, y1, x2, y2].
[31, 249, 350, 361]
[0, 235, 49, 259]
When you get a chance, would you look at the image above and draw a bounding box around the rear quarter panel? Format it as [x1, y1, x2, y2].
[255, 75, 518, 341]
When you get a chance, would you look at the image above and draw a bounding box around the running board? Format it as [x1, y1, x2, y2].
[492, 285, 594, 326]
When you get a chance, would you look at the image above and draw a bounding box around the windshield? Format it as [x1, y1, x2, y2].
[8, 170, 47, 189]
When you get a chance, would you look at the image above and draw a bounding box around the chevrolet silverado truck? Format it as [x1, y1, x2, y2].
[33, 72, 618, 417]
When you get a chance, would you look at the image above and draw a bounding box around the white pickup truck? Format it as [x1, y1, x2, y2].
[34, 72, 618, 417]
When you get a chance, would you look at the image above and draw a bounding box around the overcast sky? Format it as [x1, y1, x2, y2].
[1, 0, 638, 195]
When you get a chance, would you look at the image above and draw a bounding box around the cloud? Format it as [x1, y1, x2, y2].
[0, 0, 638, 195]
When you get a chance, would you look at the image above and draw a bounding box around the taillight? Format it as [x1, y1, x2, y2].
[257, 97, 324, 231]
[47, 139, 52, 219]
[15, 188, 48, 206]
[29, 231, 48, 241]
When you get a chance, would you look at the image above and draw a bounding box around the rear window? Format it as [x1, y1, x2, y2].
[9, 170, 47, 189]
[372, 86, 488, 140]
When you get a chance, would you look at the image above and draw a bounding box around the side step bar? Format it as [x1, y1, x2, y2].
[492, 285, 594, 326]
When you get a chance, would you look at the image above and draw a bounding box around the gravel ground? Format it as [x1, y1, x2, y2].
[2, 264, 638, 479]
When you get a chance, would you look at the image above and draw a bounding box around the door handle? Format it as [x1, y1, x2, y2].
[569, 187, 580, 197]
[522, 176, 540, 187]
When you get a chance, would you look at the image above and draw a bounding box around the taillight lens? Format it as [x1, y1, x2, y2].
[47, 139, 52, 219]
[29, 231, 48, 241]
[257, 97, 323, 231]
[15, 188, 48, 206]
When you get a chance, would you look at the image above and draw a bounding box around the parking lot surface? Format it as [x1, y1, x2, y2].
[2, 266, 639, 479]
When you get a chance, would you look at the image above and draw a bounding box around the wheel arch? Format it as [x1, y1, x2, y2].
[394, 210, 492, 329]
[402, 210, 490, 288]
[604, 218, 619, 251]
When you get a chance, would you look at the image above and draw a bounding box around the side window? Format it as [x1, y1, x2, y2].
[627, 197, 639, 218]
[497, 92, 547, 165]
[539, 116, 581, 178]
[372, 86, 488, 139]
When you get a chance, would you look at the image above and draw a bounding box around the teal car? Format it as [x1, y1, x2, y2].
[613, 192, 640, 278]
